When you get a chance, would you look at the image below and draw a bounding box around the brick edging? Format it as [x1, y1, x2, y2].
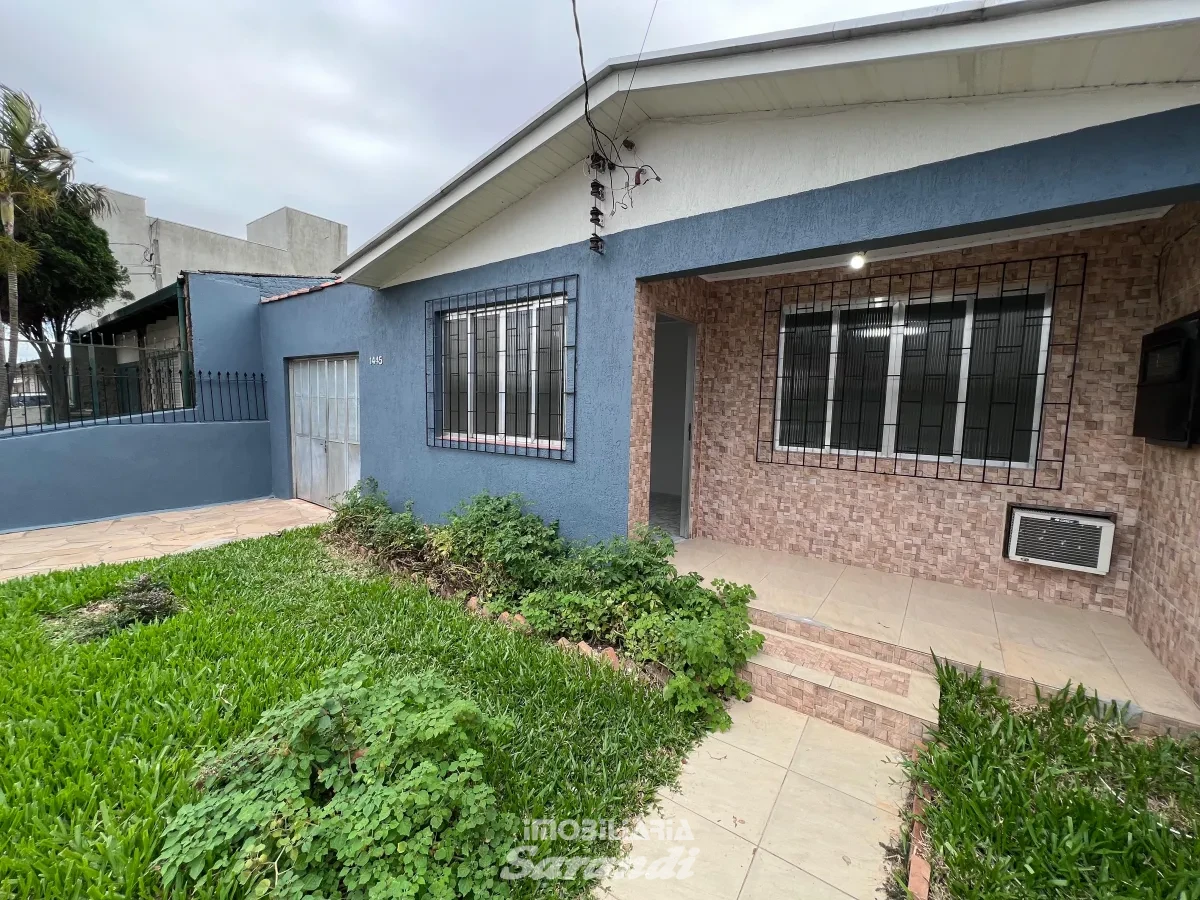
[907, 782, 933, 900]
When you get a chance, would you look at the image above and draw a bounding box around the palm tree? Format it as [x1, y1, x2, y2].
[0, 87, 111, 428]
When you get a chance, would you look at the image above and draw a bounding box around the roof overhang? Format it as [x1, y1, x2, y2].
[338, 0, 1200, 287]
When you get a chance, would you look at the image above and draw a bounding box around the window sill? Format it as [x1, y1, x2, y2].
[771, 445, 1036, 470]
[439, 433, 565, 451]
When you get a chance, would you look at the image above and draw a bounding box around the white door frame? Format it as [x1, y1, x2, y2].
[679, 323, 698, 539]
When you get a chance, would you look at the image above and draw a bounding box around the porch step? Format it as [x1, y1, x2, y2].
[744, 648, 936, 753]
[754, 625, 914, 696]
[749, 605, 1200, 741]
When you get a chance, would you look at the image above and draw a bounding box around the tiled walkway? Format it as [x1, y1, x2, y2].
[0, 499, 332, 580]
[602, 697, 904, 900]
[674, 538, 1200, 724]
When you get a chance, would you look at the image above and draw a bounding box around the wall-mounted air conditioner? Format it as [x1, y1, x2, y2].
[1004, 505, 1116, 576]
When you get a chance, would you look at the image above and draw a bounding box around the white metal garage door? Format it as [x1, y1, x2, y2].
[289, 355, 360, 508]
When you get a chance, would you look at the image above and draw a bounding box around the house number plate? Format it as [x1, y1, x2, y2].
[368, 355, 384, 365]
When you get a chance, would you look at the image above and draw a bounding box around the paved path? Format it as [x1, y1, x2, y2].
[0, 499, 332, 580]
[602, 697, 904, 900]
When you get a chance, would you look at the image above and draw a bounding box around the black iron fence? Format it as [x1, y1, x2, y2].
[1, 362, 267, 438]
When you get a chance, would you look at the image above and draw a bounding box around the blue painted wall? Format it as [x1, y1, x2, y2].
[258, 104, 1200, 540]
[188, 273, 331, 374]
[0, 421, 271, 533]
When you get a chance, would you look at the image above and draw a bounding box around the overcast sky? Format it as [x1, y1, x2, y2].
[9, 0, 916, 252]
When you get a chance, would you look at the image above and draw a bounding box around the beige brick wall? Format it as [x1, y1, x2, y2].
[631, 219, 1174, 614]
[1129, 203, 1200, 706]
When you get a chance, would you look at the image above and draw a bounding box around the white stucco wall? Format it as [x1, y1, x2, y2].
[396, 84, 1200, 285]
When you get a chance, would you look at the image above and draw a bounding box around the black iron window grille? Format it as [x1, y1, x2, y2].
[426, 275, 577, 460]
[757, 255, 1086, 487]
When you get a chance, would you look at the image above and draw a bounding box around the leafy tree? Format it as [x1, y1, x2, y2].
[0, 86, 111, 427]
[10, 203, 130, 420]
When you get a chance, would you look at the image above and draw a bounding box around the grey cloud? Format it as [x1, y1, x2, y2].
[8, 0, 914, 250]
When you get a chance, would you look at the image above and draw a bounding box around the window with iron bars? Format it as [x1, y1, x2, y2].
[426, 276, 577, 460]
[757, 256, 1085, 487]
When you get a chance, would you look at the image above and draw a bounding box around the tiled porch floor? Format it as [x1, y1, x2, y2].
[602, 697, 904, 900]
[0, 499, 333, 581]
[674, 538, 1200, 725]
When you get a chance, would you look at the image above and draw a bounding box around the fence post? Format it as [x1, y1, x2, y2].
[87, 343, 99, 414]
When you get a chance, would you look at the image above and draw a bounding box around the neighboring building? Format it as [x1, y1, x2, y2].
[83, 190, 347, 328]
[8, 1, 1200, 711]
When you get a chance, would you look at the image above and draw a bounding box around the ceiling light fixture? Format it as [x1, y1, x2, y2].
[849, 253, 866, 270]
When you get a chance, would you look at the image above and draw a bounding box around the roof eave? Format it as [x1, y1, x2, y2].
[332, 0, 1151, 280]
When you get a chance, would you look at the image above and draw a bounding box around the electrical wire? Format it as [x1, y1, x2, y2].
[614, 0, 659, 137]
[570, 0, 661, 235]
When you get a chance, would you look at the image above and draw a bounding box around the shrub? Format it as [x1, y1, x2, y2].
[330, 483, 764, 730]
[625, 579, 761, 726]
[432, 494, 565, 601]
[329, 477, 393, 540]
[159, 656, 517, 899]
[331, 479, 428, 561]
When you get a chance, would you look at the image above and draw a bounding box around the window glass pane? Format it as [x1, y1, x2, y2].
[536, 303, 565, 441]
[896, 301, 966, 456]
[473, 312, 500, 436]
[441, 316, 468, 434]
[505, 308, 532, 438]
[962, 294, 1045, 463]
[831, 306, 891, 452]
[778, 311, 831, 448]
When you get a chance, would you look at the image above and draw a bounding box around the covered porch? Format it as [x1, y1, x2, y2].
[678, 536, 1200, 751]
[630, 201, 1200, 744]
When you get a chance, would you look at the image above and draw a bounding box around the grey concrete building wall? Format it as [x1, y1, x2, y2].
[86, 192, 347, 331]
[247, 208, 348, 276]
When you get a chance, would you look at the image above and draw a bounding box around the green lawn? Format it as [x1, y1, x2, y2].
[908, 664, 1200, 900]
[0, 529, 698, 899]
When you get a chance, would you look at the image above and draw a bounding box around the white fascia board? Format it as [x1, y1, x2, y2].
[630, 0, 1200, 90]
[338, 0, 1200, 283]
[340, 72, 627, 284]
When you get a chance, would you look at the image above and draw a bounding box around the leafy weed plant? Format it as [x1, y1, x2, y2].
[160, 657, 516, 899]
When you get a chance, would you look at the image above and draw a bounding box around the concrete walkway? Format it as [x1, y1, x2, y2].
[602, 697, 904, 900]
[0, 499, 332, 580]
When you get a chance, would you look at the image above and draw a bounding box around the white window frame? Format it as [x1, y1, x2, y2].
[439, 294, 567, 450]
[773, 283, 1052, 468]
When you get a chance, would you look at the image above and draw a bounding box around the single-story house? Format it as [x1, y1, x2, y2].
[265, 0, 1200, 704]
[7, 0, 1200, 709]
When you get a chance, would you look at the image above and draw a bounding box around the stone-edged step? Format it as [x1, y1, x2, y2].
[744, 652, 935, 753]
[755, 625, 913, 697]
[750, 605, 1200, 741]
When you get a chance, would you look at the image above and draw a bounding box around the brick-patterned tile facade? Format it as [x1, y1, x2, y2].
[631, 219, 1183, 614]
[1129, 203, 1200, 707]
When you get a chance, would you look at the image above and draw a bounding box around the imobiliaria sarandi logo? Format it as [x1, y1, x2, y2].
[501, 817, 699, 881]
